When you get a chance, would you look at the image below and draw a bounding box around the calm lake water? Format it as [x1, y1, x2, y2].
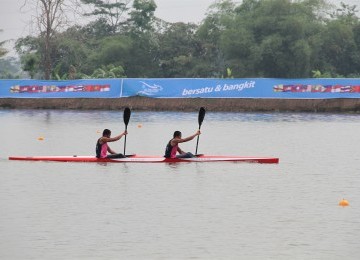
[0, 109, 359, 260]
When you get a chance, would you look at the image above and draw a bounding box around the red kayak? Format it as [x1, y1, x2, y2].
[9, 154, 279, 164]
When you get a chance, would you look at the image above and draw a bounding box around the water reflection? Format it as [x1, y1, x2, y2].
[96, 162, 109, 167]
[208, 112, 360, 123]
[2, 109, 359, 125]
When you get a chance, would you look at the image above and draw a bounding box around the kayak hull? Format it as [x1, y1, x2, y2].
[9, 155, 279, 164]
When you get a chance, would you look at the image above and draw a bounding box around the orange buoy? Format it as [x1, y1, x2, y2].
[137, 124, 142, 128]
[37, 137, 44, 141]
[339, 199, 349, 207]
[96, 130, 101, 133]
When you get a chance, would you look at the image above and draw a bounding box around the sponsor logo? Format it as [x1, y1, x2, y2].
[137, 82, 163, 96]
[10, 84, 111, 94]
[273, 84, 360, 93]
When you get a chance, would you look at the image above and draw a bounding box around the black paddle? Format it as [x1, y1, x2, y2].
[195, 107, 206, 155]
[123, 107, 131, 155]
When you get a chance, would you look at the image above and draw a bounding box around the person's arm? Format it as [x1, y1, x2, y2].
[107, 146, 116, 154]
[177, 147, 185, 154]
[100, 131, 127, 144]
[172, 130, 201, 145]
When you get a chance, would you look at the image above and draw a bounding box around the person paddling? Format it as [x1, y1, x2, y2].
[164, 130, 201, 158]
[96, 129, 127, 158]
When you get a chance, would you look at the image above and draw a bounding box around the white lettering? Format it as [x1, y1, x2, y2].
[182, 87, 214, 96]
[222, 81, 255, 92]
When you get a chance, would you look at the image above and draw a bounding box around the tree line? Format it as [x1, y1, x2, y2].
[1, 0, 360, 79]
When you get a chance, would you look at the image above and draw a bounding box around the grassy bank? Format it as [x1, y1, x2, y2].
[1, 97, 360, 112]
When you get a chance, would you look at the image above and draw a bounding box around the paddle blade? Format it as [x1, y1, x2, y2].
[123, 107, 131, 126]
[198, 107, 206, 128]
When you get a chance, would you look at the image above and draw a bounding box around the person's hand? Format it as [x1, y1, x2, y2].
[196, 130, 201, 135]
[123, 130, 128, 135]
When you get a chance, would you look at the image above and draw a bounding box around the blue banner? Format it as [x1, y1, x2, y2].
[122, 78, 360, 99]
[0, 79, 121, 98]
[1, 78, 359, 99]
[123, 78, 259, 98]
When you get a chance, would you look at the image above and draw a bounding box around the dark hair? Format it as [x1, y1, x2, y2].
[173, 131, 182, 138]
[103, 129, 111, 136]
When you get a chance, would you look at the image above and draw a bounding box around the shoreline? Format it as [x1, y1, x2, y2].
[0, 97, 360, 112]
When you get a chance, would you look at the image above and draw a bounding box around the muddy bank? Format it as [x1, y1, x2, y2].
[0, 97, 360, 112]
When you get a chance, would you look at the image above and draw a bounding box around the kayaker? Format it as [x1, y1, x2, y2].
[164, 130, 201, 158]
[96, 129, 127, 158]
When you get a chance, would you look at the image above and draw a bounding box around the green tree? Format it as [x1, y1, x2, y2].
[0, 29, 8, 57]
[51, 26, 94, 78]
[129, 0, 157, 32]
[15, 36, 42, 78]
[156, 22, 201, 77]
[196, 0, 235, 77]
[122, 32, 159, 77]
[13, 0, 360, 79]
[0, 57, 26, 79]
[93, 35, 132, 66]
[317, 2, 360, 76]
[35, 0, 68, 79]
[80, 0, 132, 33]
[82, 18, 115, 38]
[217, 0, 327, 78]
[0, 41, 7, 58]
[22, 53, 40, 79]
[91, 64, 126, 78]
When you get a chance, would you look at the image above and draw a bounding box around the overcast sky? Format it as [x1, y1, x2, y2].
[0, 0, 215, 43]
[0, 0, 359, 56]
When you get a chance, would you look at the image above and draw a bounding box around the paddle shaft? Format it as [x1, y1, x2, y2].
[123, 107, 131, 156]
[195, 107, 206, 155]
[195, 127, 201, 155]
[123, 125, 128, 155]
